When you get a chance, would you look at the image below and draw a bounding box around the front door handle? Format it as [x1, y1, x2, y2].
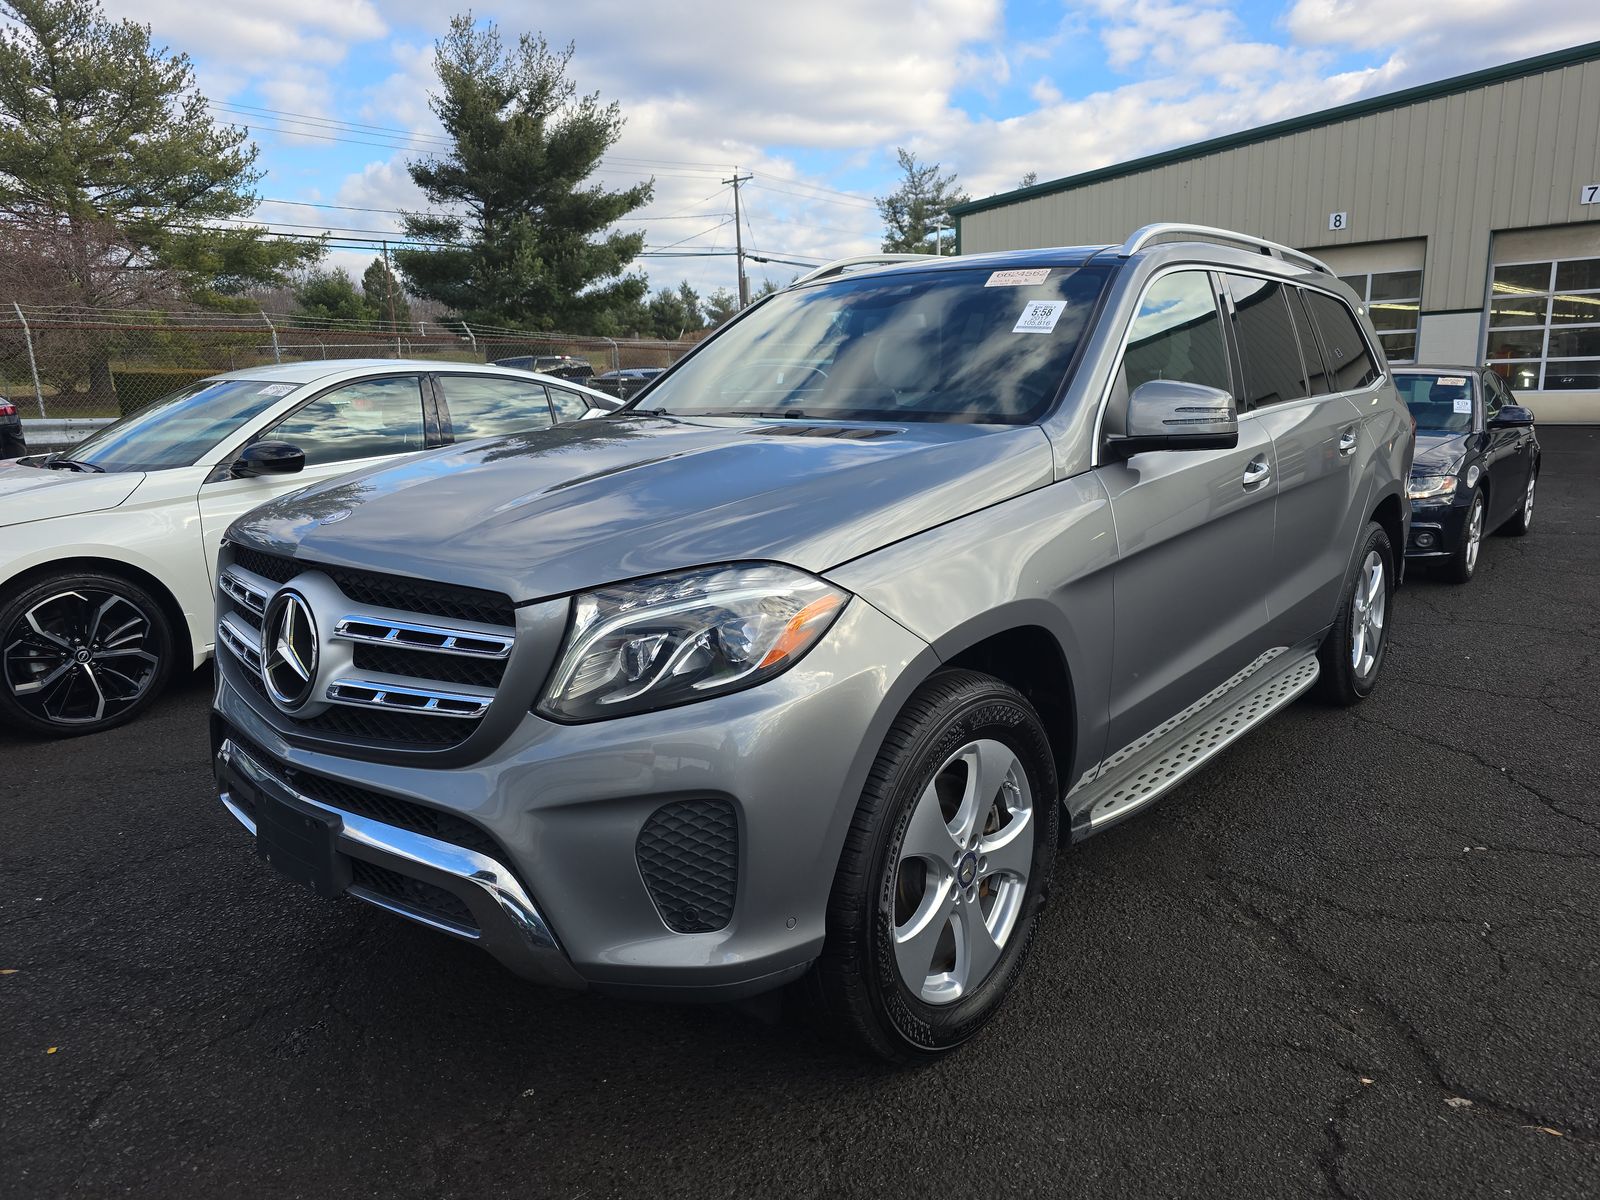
[1242, 457, 1271, 490]
[1338, 426, 1359, 457]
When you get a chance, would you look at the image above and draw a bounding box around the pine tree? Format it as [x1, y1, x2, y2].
[395, 16, 652, 331]
[876, 148, 969, 255]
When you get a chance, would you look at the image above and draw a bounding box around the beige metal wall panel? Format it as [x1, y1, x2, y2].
[959, 58, 1600, 316]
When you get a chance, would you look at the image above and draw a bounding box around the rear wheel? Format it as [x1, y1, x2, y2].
[1502, 465, 1537, 537]
[809, 670, 1059, 1062]
[0, 570, 174, 738]
[1315, 522, 1393, 707]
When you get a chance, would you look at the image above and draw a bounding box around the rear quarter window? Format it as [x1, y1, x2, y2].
[1300, 289, 1380, 393]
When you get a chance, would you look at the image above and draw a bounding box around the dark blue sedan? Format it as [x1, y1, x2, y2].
[1396, 366, 1540, 583]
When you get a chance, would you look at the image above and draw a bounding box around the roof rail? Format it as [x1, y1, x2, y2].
[789, 253, 941, 287]
[1119, 223, 1332, 275]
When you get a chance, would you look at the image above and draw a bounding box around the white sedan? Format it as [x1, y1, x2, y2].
[0, 359, 618, 737]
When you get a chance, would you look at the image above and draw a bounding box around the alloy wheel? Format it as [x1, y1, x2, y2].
[892, 738, 1034, 1005]
[1, 589, 161, 727]
[1349, 550, 1386, 680]
[1464, 498, 1484, 573]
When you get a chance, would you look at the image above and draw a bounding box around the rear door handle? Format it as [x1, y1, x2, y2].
[1339, 426, 1359, 457]
[1242, 457, 1271, 490]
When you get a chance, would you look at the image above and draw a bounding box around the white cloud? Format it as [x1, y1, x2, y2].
[118, 0, 387, 69]
[1286, 0, 1598, 66]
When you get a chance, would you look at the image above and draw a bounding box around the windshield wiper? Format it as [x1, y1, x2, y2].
[44, 456, 106, 473]
[672, 408, 812, 419]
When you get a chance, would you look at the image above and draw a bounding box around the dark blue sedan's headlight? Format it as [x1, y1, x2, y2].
[1407, 475, 1456, 501]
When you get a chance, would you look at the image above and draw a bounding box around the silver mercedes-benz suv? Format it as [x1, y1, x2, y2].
[211, 225, 1412, 1061]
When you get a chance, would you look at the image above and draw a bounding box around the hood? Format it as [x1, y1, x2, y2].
[229, 414, 1054, 602]
[1411, 431, 1470, 477]
[0, 463, 144, 528]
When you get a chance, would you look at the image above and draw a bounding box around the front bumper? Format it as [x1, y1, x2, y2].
[1405, 496, 1469, 559]
[215, 732, 583, 989]
[212, 595, 934, 1000]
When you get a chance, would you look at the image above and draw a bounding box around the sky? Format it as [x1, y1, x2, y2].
[112, 0, 1600, 310]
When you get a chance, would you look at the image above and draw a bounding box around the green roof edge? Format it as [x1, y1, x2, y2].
[950, 40, 1600, 219]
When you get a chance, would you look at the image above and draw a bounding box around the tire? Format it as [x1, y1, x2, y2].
[1502, 464, 1537, 537]
[0, 569, 175, 738]
[1314, 522, 1394, 707]
[808, 669, 1060, 1063]
[1441, 490, 1485, 584]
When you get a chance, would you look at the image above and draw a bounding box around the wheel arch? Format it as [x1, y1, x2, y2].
[0, 555, 195, 668]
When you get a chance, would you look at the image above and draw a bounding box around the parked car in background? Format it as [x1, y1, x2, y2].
[211, 226, 1411, 1061]
[1395, 366, 1539, 583]
[0, 395, 25, 458]
[0, 360, 614, 738]
[592, 367, 665, 400]
[491, 353, 596, 385]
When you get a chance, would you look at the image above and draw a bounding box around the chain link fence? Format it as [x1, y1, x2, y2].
[0, 304, 699, 422]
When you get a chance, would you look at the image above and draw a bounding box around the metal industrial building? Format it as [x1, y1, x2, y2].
[953, 42, 1600, 421]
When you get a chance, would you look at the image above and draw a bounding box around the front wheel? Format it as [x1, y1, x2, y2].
[1442, 490, 1485, 584]
[1314, 522, 1394, 707]
[809, 669, 1059, 1062]
[0, 571, 174, 737]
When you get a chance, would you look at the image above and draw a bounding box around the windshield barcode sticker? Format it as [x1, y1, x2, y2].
[986, 269, 1051, 287]
[1439, 376, 1467, 385]
[257, 384, 294, 396]
[1454, 397, 1473, 413]
[1012, 300, 1067, 333]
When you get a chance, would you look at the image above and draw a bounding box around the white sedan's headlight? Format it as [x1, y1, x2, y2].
[537, 563, 849, 721]
[1407, 474, 1457, 501]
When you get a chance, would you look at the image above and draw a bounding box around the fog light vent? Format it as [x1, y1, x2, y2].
[636, 800, 738, 933]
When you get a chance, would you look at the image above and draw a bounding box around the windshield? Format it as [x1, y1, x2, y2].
[1396, 373, 1475, 433]
[63, 379, 297, 472]
[639, 265, 1111, 424]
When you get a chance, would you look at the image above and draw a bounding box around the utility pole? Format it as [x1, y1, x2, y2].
[382, 240, 398, 329]
[723, 169, 753, 306]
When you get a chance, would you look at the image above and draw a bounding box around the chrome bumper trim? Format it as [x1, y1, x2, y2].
[216, 737, 562, 957]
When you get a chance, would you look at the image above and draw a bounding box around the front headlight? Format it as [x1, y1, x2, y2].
[537, 563, 849, 721]
[1407, 474, 1457, 501]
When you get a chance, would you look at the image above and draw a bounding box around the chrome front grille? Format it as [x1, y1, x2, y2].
[216, 547, 518, 751]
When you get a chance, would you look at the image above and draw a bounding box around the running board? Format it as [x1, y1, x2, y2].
[1071, 650, 1321, 838]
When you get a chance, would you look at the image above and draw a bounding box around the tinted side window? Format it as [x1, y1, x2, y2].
[267, 376, 425, 467]
[1301, 290, 1380, 392]
[1290, 289, 1331, 396]
[438, 376, 554, 442]
[1122, 271, 1230, 394]
[547, 386, 592, 422]
[1224, 274, 1309, 409]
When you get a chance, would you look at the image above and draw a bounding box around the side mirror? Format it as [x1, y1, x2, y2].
[232, 440, 305, 478]
[1108, 380, 1239, 456]
[1490, 405, 1535, 428]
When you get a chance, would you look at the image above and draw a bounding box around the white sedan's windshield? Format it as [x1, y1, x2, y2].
[63, 379, 295, 472]
[640, 265, 1111, 424]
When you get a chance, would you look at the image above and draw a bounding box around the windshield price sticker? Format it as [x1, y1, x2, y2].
[1012, 300, 1067, 334]
[1439, 376, 1467, 385]
[986, 268, 1051, 287]
[257, 384, 295, 396]
[1453, 397, 1473, 414]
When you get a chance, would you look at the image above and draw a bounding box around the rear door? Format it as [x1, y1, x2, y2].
[1226, 275, 1369, 645]
[433, 374, 557, 442]
[1096, 268, 1280, 754]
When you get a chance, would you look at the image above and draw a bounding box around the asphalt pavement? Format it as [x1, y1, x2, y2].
[4, 428, 1598, 1199]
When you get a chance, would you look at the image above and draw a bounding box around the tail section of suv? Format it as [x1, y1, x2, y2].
[212, 226, 1411, 1060]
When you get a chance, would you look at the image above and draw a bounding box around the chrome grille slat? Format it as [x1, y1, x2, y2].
[333, 614, 513, 659]
[218, 613, 263, 673]
[326, 678, 492, 719]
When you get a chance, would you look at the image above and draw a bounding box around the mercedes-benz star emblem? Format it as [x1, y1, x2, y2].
[261, 590, 319, 711]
